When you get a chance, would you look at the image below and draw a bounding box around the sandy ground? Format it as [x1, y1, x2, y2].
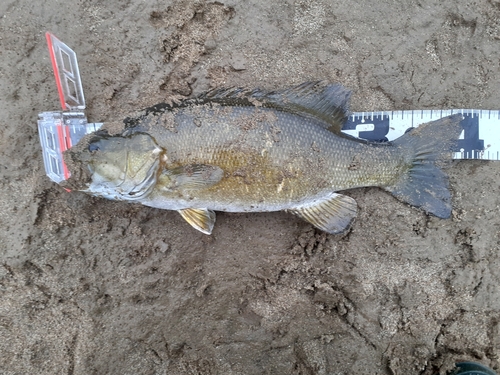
[1, 0, 500, 374]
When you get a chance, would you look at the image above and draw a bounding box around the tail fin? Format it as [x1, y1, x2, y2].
[384, 114, 463, 218]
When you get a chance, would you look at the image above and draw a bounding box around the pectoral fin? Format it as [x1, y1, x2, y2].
[178, 208, 216, 235]
[163, 164, 224, 191]
[289, 193, 357, 234]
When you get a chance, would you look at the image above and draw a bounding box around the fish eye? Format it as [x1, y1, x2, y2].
[88, 143, 100, 153]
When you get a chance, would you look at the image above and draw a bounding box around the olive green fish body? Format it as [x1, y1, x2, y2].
[68, 82, 463, 234]
[136, 106, 405, 212]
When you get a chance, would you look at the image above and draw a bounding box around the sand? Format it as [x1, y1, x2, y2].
[1, 0, 500, 374]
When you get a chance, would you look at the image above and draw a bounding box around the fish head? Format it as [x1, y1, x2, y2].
[80, 132, 164, 201]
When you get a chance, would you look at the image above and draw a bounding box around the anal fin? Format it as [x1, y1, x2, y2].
[289, 193, 357, 234]
[178, 208, 216, 235]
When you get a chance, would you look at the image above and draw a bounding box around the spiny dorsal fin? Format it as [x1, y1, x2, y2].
[124, 82, 351, 135]
[288, 193, 357, 234]
[200, 81, 351, 135]
[178, 208, 216, 235]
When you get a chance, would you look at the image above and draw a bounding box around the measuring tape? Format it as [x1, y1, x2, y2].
[38, 33, 103, 183]
[38, 110, 102, 183]
[344, 110, 497, 161]
[38, 33, 499, 184]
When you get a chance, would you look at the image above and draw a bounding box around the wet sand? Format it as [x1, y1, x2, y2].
[1, 0, 500, 374]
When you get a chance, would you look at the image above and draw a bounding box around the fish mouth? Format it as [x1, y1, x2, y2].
[85, 152, 161, 201]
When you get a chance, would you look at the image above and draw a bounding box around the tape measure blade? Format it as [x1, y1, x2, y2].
[343, 109, 500, 161]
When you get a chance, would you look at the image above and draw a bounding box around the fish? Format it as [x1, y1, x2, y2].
[63, 82, 463, 235]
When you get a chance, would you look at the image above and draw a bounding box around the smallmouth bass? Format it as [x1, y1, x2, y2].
[64, 82, 462, 234]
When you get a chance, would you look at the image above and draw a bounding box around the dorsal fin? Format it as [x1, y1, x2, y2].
[123, 82, 351, 136]
[200, 81, 351, 135]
